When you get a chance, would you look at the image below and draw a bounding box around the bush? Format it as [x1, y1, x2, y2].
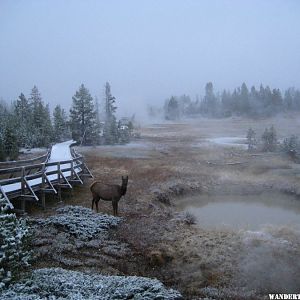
[0, 195, 31, 289]
[0, 268, 183, 299]
[184, 211, 197, 225]
[282, 135, 300, 160]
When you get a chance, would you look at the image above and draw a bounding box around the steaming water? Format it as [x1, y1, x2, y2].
[178, 192, 300, 294]
[205, 137, 248, 149]
[178, 192, 300, 230]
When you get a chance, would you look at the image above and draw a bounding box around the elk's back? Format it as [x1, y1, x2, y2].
[90, 181, 121, 200]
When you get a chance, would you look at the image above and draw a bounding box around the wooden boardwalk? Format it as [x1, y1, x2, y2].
[0, 141, 93, 212]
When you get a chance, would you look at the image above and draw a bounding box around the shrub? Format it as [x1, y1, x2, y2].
[282, 135, 300, 159]
[184, 211, 197, 225]
[0, 195, 31, 289]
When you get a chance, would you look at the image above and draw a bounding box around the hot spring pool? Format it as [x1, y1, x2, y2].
[177, 192, 300, 230]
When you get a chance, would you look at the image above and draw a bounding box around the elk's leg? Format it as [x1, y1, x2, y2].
[112, 199, 118, 216]
[92, 198, 95, 210]
[95, 199, 99, 213]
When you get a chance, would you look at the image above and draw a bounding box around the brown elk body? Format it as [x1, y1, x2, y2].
[90, 176, 128, 216]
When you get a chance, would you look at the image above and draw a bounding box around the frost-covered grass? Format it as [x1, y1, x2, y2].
[0, 268, 182, 299]
[30, 206, 120, 240]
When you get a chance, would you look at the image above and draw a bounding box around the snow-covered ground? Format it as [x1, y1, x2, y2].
[1, 206, 182, 299]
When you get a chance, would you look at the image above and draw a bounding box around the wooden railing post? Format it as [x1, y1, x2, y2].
[71, 160, 74, 179]
[21, 167, 26, 212]
[57, 162, 62, 202]
[41, 163, 46, 209]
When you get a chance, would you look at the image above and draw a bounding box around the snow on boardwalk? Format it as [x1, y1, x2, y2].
[1, 140, 76, 194]
[48, 140, 76, 162]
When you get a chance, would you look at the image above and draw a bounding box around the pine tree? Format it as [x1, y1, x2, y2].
[42, 104, 54, 146]
[246, 128, 257, 151]
[70, 84, 97, 145]
[53, 105, 69, 142]
[201, 82, 217, 116]
[14, 93, 32, 147]
[29, 86, 44, 131]
[283, 88, 294, 110]
[282, 135, 299, 160]
[3, 117, 19, 160]
[103, 82, 118, 144]
[240, 83, 250, 114]
[165, 96, 180, 120]
[28, 86, 53, 147]
[94, 96, 102, 144]
[262, 125, 277, 152]
[0, 101, 8, 160]
[221, 90, 233, 116]
[271, 88, 283, 112]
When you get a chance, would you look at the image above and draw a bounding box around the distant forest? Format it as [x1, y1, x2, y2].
[160, 82, 300, 120]
[0, 83, 134, 161]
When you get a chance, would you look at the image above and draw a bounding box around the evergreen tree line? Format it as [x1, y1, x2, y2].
[0, 82, 133, 161]
[164, 82, 300, 120]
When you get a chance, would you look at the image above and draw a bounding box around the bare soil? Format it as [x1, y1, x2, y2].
[29, 115, 300, 299]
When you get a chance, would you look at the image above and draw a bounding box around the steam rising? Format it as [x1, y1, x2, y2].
[236, 226, 300, 293]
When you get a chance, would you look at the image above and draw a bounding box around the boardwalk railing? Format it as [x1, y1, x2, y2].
[0, 149, 51, 169]
[0, 147, 93, 212]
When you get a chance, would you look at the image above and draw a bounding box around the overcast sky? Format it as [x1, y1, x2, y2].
[0, 0, 300, 117]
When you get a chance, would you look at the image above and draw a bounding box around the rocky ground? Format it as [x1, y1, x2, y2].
[15, 115, 300, 299]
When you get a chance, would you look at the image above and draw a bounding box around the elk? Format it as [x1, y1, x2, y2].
[90, 176, 128, 216]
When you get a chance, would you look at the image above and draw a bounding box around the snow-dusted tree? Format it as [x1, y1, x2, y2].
[284, 88, 294, 110]
[201, 82, 218, 116]
[3, 118, 19, 160]
[94, 96, 102, 144]
[14, 93, 32, 147]
[30, 86, 44, 131]
[70, 84, 97, 145]
[42, 104, 54, 146]
[53, 105, 69, 142]
[103, 82, 118, 144]
[239, 82, 250, 114]
[0, 101, 8, 160]
[246, 128, 257, 151]
[282, 135, 299, 160]
[28, 86, 53, 147]
[271, 88, 283, 112]
[262, 125, 277, 152]
[165, 96, 180, 120]
[0, 195, 31, 288]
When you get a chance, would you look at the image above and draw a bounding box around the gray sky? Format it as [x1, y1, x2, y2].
[0, 0, 300, 117]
